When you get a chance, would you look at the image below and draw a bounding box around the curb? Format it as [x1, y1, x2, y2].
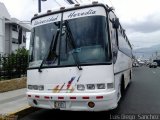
[12, 106, 40, 119]
[9, 106, 31, 116]
[0, 78, 26, 93]
[0, 106, 40, 120]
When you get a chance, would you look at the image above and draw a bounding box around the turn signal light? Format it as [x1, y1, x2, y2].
[88, 101, 95, 108]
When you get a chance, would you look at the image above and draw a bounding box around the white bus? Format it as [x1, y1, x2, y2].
[27, 1, 132, 111]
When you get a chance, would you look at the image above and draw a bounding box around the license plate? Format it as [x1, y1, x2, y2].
[54, 101, 66, 108]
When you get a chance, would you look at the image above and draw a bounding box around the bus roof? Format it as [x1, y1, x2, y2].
[32, 2, 111, 20]
[31, 1, 132, 49]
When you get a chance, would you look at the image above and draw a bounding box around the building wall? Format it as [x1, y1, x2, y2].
[0, 17, 5, 55]
[0, 2, 29, 55]
[4, 24, 27, 54]
[5, 24, 11, 54]
[11, 28, 26, 53]
[11, 25, 19, 53]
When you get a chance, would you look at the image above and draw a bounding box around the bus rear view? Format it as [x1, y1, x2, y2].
[27, 2, 132, 111]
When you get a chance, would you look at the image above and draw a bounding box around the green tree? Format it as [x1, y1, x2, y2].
[1, 48, 28, 79]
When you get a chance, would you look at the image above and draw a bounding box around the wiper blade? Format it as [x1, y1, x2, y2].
[38, 29, 60, 72]
[65, 21, 82, 70]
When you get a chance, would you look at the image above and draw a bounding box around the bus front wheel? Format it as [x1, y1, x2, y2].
[120, 78, 125, 97]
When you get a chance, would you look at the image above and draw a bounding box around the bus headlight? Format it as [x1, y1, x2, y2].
[28, 85, 33, 90]
[97, 84, 105, 89]
[107, 83, 114, 89]
[38, 85, 44, 90]
[87, 84, 95, 90]
[77, 84, 85, 91]
[28, 85, 44, 90]
[33, 85, 38, 90]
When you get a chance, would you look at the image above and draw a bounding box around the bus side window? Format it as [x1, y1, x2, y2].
[109, 19, 118, 63]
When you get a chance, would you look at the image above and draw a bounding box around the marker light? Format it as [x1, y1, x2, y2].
[47, 10, 52, 13]
[74, 4, 80, 7]
[44, 96, 50, 99]
[28, 95, 31, 97]
[96, 96, 103, 99]
[34, 14, 38, 17]
[77, 84, 85, 91]
[92, 1, 98, 4]
[60, 7, 65, 10]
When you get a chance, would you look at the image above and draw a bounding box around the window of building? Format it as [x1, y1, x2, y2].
[23, 35, 26, 43]
[12, 24, 18, 32]
[0, 19, 3, 35]
[12, 38, 18, 44]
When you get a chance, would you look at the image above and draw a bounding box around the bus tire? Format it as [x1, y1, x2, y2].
[130, 71, 132, 80]
[129, 70, 132, 84]
[118, 75, 125, 101]
[120, 76, 125, 97]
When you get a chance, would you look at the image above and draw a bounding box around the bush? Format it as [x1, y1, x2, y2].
[0, 48, 28, 80]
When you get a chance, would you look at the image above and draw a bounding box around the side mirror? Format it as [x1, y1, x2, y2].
[113, 18, 120, 29]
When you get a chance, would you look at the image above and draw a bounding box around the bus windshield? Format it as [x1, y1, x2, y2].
[29, 15, 110, 68]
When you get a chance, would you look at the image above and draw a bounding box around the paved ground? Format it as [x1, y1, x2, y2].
[19, 67, 160, 120]
[0, 88, 29, 114]
[115, 66, 160, 114]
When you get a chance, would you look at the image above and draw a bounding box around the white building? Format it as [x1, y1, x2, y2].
[0, 2, 31, 55]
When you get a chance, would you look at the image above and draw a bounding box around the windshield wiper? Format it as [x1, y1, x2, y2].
[65, 21, 82, 70]
[38, 29, 60, 72]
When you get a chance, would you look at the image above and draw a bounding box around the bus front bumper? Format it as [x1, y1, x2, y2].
[26, 90, 117, 111]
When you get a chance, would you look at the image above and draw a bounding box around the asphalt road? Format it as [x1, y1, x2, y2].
[20, 67, 160, 120]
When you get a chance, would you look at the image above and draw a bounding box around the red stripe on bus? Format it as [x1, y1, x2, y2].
[96, 96, 103, 99]
[28, 95, 31, 97]
[58, 97, 64, 99]
[82, 96, 89, 99]
[35, 95, 40, 98]
[44, 96, 50, 99]
[70, 97, 76, 99]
